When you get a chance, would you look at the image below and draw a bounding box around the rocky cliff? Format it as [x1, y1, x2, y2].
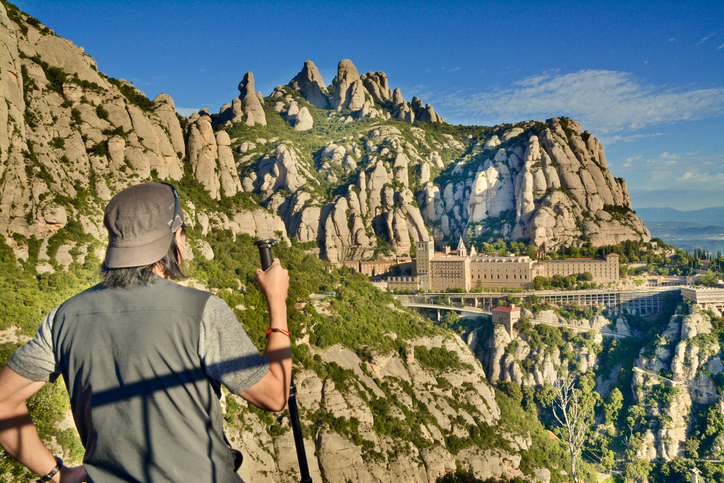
[219, 64, 650, 260]
[630, 303, 724, 462]
[0, 2, 283, 267]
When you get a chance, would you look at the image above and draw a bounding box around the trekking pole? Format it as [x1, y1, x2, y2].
[255, 239, 313, 483]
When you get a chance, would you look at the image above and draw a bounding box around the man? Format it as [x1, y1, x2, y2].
[0, 183, 291, 482]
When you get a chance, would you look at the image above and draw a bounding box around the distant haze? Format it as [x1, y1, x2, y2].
[636, 206, 724, 253]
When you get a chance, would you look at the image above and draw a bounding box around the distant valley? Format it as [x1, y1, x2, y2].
[636, 206, 724, 253]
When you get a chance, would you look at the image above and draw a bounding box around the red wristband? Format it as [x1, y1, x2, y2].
[265, 328, 290, 338]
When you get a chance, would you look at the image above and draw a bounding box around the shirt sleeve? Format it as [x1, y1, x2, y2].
[198, 295, 269, 395]
[6, 307, 61, 382]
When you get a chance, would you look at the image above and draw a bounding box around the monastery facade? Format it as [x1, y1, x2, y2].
[413, 239, 620, 292]
[340, 239, 621, 292]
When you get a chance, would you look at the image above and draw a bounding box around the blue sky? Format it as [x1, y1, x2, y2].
[15, 0, 724, 211]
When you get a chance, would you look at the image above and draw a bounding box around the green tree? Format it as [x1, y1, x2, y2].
[534, 276, 549, 290]
[603, 388, 623, 425]
[579, 272, 593, 282]
[701, 269, 718, 286]
[497, 381, 523, 404]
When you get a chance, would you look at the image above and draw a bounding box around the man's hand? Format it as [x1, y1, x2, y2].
[255, 258, 289, 311]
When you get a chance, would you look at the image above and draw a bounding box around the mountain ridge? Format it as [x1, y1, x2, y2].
[0, 0, 650, 267]
[635, 206, 724, 224]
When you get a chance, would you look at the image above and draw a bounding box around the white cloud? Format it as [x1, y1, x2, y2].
[718, 44, 724, 50]
[613, 150, 724, 194]
[598, 132, 664, 145]
[405, 84, 436, 101]
[697, 33, 718, 45]
[176, 107, 200, 117]
[676, 172, 724, 182]
[434, 70, 724, 133]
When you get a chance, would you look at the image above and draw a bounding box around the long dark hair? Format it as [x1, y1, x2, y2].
[100, 227, 187, 288]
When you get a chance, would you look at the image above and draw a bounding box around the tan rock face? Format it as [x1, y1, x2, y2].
[630, 305, 723, 463]
[418, 120, 649, 251]
[288, 60, 329, 109]
[293, 106, 313, 131]
[0, 5, 188, 261]
[224, 338, 539, 483]
[237, 72, 267, 126]
[331, 59, 367, 112]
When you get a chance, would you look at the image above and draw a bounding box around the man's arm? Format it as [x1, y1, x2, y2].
[239, 258, 291, 412]
[0, 366, 86, 482]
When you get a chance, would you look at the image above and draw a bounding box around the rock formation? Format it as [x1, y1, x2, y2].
[0, 0, 649, 263]
[231, 337, 550, 482]
[418, 119, 649, 250]
[331, 59, 368, 112]
[237, 72, 267, 126]
[0, 4, 192, 254]
[293, 106, 313, 131]
[630, 304, 723, 462]
[288, 60, 329, 109]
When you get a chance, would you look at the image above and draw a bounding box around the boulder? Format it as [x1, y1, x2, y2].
[294, 106, 313, 131]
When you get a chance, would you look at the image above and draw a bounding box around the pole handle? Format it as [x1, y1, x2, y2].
[255, 239, 278, 271]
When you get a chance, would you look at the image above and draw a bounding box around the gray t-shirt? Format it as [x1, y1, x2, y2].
[8, 295, 269, 395]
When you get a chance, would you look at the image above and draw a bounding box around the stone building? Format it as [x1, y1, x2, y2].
[416, 240, 435, 291]
[492, 305, 520, 338]
[681, 287, 724, 313]
[413, 240, 620, 292]
[470, 256, 535, 290]
[430, 255, 471, 292]
[386, 276, 420, 291]
[534, 253, 619, 284]
[359, 259, 398, 276]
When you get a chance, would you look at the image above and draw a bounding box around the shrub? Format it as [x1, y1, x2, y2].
[70, 108, 82, 126]
[497, 381, 523, 404]
[87, 142, 109, 157]
[107, 78, 154, 111]
[95, 104, 109, 121]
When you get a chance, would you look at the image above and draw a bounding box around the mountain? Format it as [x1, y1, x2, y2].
[0, 3, 568, 482]
[635, 207, 724, 224]
[0, 3, 649, 266]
